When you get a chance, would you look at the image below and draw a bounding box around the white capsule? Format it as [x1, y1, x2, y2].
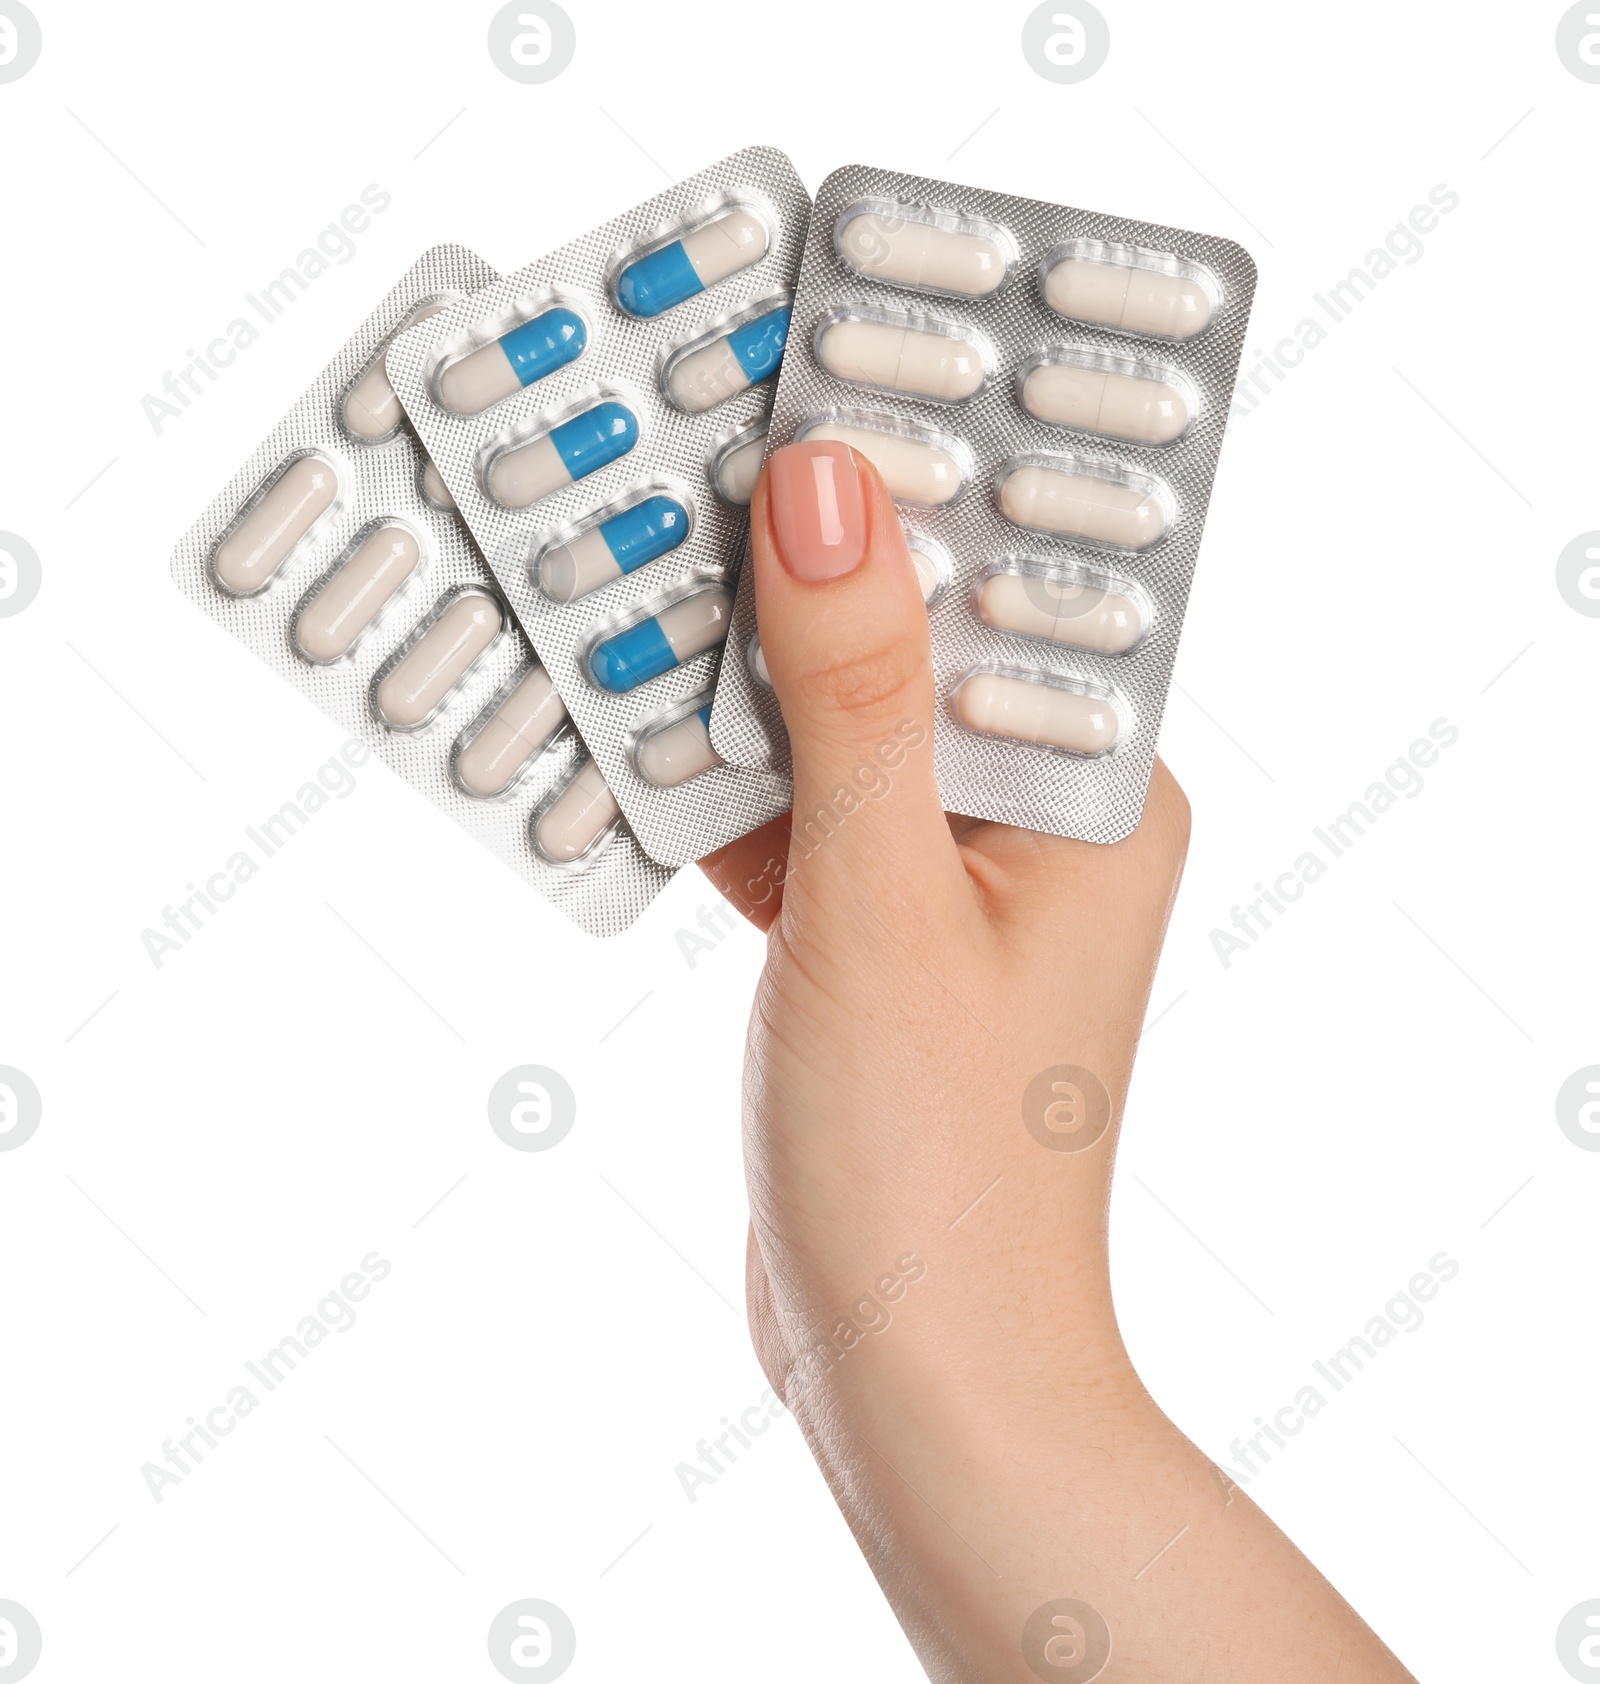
[294, 525, 422, 664]
[953, 669, 1123, 756]
[712, 428, 766, 504]
[1021, 358, 1192, 445]
[750, 634, 771, 687]
[635, 707, 721, 788]
[343, 299, 449, 441]
[373, 592, 502, 731]
[816, 314, 986, 401]
[837, 210, 1007, 297]
[999, 462, 1171, 549]
[1043, 249, 1216, 340]
[803, 422, 964, 506]
[212, 454, 339, 595]
[534, 759, 619, 864]
[974, 568, 1147, 654]
[417, 456, 456, 510]
[454, 666, 567, 799]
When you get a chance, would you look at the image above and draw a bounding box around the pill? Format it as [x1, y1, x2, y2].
[538, 495, 691, 602]
[973, 568, 1146, 654]
[212, 454, 339, 595]
[486, 401, 640, 508]
[635, 705, 721, 788]
[804, 422, 963, 506]
[616, 209, 770, 317]
[294, 524, 422, 664]
[535, 759, 619, 864]
[816, 314, 985, 401]
[1044, 251, 1215, 340]
[999, 462, 1170, 549]
[712, 426, 766, 504]
[953, 669, 1123, 756]
[750, 634, 771, 686]
[589, 584, 733, 693]
[437, 308, 588, 415]
[908, 543, 944, 604]
[373, 591, 503, 730]
[837, 210, 1007, 297]
[664, 303, 790, 413]
[1021, 359, 1191, 445]
[417, 456, 456, 510]
[343, 299, 450, 442]
[455, 666, 568, 799]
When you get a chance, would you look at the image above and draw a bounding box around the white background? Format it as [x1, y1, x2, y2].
[0, 2, 1595, 1679]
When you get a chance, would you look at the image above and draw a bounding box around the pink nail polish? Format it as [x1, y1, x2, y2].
[768, 441, 868, 581]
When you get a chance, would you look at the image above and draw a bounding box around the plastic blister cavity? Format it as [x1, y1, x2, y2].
[660, 293, 791, 414]
[951, 664, 1129, 758]
[429, 290, 593, 417]
[1017, 346, 1197, 446]
[1041, 240, 1221, 341]
[209, 450, 344, 597]
[451, 664, 569, 801]
[995, 453, 1175, 551]
[584, 578, 734, 694]
[814, 303, 993, 403]
[384, 147, 808, 869]
[971, 557, 1150, 656]
[711, 164, 1257, 845]
[169, 245, 672, 935]
[532, 480, 695, 604]
[611, 202, 773, 318]
[710, 420, 767, 505]
[835, 198, 1016, 299]
[292, 518, 427, 665]
[629, 690, 722, 789]
[479, 386, 643, 509]
[795, 410, 971, 506]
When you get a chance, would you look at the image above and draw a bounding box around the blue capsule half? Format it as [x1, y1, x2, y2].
[588, 584, 734, 693]
[499, 308, 587, 387]
[613, 209, 771, 318]
[439, 307, 588, 414]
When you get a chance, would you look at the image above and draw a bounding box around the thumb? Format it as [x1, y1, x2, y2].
[751, 439, 957, 904]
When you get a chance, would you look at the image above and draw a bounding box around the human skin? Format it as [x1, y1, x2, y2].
[701, 440, 1417, 1684]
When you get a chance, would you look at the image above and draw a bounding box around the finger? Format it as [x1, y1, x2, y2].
[700, 814, 792, 932]
[751, 440, 964, 910]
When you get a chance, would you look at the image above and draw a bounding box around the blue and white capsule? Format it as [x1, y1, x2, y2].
[486, 400, 640, 508]
[663, 302, 791, 414]
[537, 494, 691, 603]
[588, 584, 733, 693]
[634, 703, 722, 788]
[438, 307, 588, 415]
[614, 209, 770, 318]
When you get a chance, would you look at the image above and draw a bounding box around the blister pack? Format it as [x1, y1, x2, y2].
[385, 148, 807, 868]
[711, 165, 1257, 844]
[171, 246, 675, 936]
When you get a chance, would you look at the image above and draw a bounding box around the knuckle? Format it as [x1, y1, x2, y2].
[795, 637, 929, 723]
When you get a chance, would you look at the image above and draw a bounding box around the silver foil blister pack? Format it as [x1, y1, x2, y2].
[711, 165, 1258, 844]
[385, 147, 806, 868]
[171, 245, 675, 936]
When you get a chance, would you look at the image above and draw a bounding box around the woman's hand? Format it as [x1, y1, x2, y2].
[702, 439, 1415, 1684]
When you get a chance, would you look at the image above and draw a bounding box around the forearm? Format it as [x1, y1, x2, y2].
[770, 1277, 1417, 1684]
